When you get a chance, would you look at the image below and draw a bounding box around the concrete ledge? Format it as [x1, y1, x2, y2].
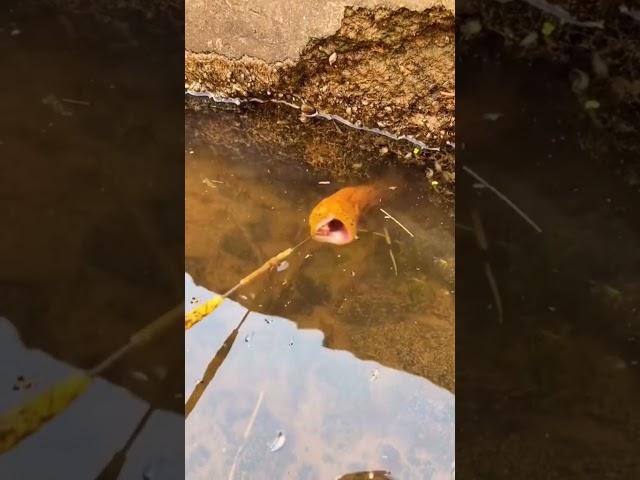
[185, 3, 455, 169]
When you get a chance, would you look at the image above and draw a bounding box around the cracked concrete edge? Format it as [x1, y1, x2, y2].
[186, 0, 454, 62]
[185, 4, 455, 150]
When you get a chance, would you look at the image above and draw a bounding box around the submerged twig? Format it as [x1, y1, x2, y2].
[61, 98, 91, 106]
[228, 390, 265, 480]
[463, 166, 542, 233]
[383, 226, 398, 277]
[388, 250, 398, 277]
[471, 210, 504, 324]
[379, 208, 415, 238]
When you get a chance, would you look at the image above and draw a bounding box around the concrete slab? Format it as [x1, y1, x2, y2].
[186, 0, 454, 62]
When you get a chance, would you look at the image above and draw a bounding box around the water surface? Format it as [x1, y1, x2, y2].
[185, 107, 456, 478]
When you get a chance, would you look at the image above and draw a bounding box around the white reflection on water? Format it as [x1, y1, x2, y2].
[185, 273, 454, 480]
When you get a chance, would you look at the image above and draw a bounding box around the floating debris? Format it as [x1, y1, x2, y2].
[276, 260, 289, 272]
[202, 178, 223, 189]
[244, 332, 254, 344]
[482, 112, 503, 121]
[42, 94, 72, 116]
[520, 31, 538, 47]
[318, 180, 331, 185]
[328, 52, 337, 65]
[541, 21, 556, 36]
[269, 431, 286, 452]
[264, 317, 272, 325]
[570, 69, 589, 94]
[584, 99, 600, 110]
[12, 375, 33, 391]
[460, 19, 482, 37]
[370, 369, 380, 382]
[288, 339, 294, 348]
[130, 370, 150, 382]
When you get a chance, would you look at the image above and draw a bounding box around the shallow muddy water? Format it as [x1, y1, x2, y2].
[0, 8, 183, 477]
[185, 106, 455, 478]
[456, 44, 640, 477]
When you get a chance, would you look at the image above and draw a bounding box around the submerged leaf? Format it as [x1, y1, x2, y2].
[541, 22, 556, 36]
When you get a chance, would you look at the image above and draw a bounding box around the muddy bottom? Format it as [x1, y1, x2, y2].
[456, 48, 640, 478]
[185, 107, 455, 392]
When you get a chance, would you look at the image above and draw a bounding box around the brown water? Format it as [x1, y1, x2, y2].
[185, 106, 455, 479]
[0, 7, 183, 478]
[185, 107, 455, 390]
[456, 42, 640, 478]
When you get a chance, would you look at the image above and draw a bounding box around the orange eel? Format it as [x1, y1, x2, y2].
[308, 184, 390, 245]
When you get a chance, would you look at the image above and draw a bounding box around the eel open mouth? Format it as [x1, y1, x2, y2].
[312, 217, 352, 245]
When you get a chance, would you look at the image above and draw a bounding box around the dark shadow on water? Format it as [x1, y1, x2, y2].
[456, 35, 640, 478]
[184, 309, 250, 417]
[0, 3, 184, 477]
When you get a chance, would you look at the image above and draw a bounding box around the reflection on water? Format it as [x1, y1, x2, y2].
[185, 274, 454, 479]
[185, 105, 455, 478]
[0, 317, 182, 479]
[185, 109, 455, 391]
